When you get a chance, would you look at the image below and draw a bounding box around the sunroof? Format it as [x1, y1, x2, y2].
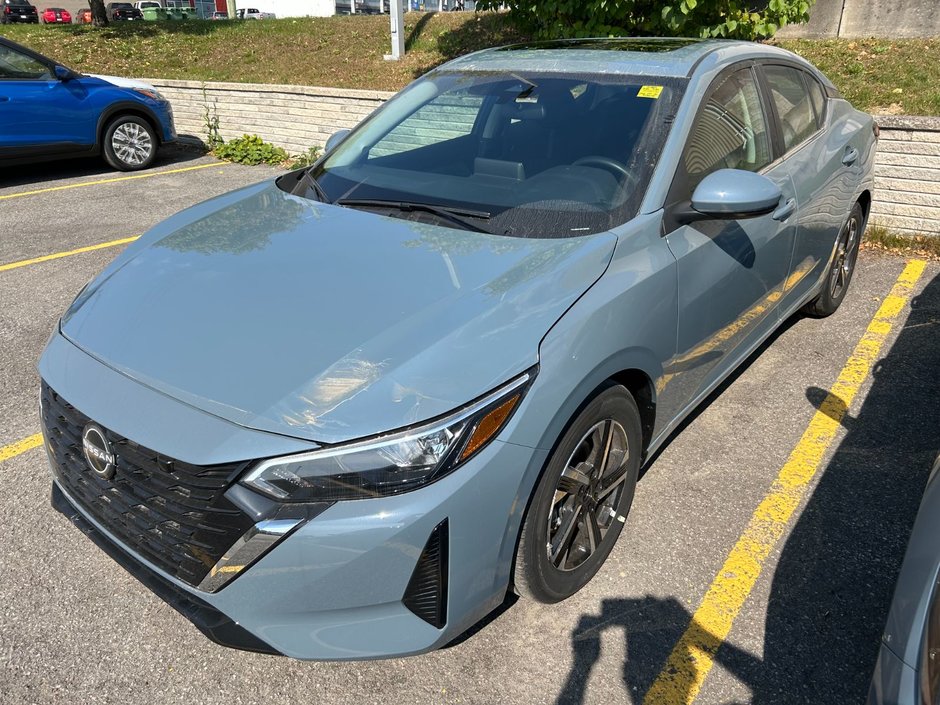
[495, 37, 705, 53]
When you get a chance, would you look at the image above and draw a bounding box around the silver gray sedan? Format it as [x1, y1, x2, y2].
[41, 38, 877, 659]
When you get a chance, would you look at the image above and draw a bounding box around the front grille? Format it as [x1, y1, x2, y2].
[41, 382, 255, 589]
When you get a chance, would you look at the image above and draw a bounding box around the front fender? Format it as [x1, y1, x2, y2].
[504, 211, 677, 456]
[492, 211, 678, 590]
[95, 99, 168, 144]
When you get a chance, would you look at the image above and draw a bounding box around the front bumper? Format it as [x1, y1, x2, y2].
[51, 482, 279, 655]
[48, 435, 541, 660]
[40, 333, 546, 660]
[155, 100, 177, 143]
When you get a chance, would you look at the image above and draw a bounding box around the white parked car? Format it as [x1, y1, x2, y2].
[133, 1, 160, 8]
[236, 7, 273, 18]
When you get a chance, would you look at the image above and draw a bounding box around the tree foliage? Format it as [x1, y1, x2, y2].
[474, 0, 815, 41]
[89, 0, 109, 26]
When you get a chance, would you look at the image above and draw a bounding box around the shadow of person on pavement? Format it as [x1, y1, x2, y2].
[733, 267, 940, 703]
[557, 266, 939, 704]
[556, 595, 761, 705]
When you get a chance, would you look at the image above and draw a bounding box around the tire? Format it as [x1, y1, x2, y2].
[513, 383, 643, 603]
[803, 201, 864, 318]
[102, 114, 158, 171]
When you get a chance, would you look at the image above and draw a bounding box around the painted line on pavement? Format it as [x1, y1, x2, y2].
[0, 434, 44, 463]
[0, 161, 228, 202]
[0, 236, 140, 273]
[643, 258, 928, 705]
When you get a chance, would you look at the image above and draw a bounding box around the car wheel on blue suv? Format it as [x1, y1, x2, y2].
[102, 114, 157, 171]
[514, 383, 643, 603]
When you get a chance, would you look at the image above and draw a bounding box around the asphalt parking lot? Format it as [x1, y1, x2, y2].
[1, 149, 938, 705]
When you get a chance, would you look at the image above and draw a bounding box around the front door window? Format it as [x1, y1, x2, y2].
[0, 45, 51, 80]
[683, 68, 772, 191]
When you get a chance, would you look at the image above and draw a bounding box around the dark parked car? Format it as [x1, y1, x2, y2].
[106, 1, 142, 19]
[0, 0, 39, 22]
[40, 6, 70, 22]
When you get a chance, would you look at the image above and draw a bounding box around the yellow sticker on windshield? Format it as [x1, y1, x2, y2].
[637, 85, 664, 99]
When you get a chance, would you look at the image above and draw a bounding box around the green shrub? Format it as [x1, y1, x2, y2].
[214, 134, 288, 166]
[287, 145, 323, 169]
[475, 0, 815, 40]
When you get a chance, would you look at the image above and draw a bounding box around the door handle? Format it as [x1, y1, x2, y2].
[842, 146, 859, 166]
[772, 198, 797, 222]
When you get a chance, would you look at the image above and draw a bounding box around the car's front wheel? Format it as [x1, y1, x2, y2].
[513, 383, 642, 603]
[102, 114, 157, 171]
[803, 201, 864, 317]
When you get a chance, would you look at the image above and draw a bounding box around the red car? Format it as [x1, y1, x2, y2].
[75, 7, 92, 21]
[40, 6, 70, 21]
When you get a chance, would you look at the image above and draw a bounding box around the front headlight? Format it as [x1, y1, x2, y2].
[133, 87, 165, 102]
[241, 370, 534, 502]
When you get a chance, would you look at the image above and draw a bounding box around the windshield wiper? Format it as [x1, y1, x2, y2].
[300, 169, 331, 203]
[335, 198, 492, 233]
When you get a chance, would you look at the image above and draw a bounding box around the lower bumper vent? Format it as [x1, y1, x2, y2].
[402, 519, 448, 629]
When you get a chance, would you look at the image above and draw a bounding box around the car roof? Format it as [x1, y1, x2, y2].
[440, 37, 799, 79]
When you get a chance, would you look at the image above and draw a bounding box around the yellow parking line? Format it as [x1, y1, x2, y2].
[0, 433, 44, 463]
[643, 258, 928, 705]
[0, 236, 140, 272]
[0, 161, 228, 202]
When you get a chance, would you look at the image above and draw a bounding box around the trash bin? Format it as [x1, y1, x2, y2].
[166, 7, 185, 19]
[142, 6, 168, 19]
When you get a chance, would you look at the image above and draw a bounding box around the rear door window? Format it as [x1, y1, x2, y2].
[763, 65, 819, 152]
[805, 73, 827, 128]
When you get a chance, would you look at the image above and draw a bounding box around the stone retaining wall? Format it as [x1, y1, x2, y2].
[871, 116, 940, 237]
[147, 79, 394, 155]
[148, 78, 940, 237]
[777, 0, 940, 38]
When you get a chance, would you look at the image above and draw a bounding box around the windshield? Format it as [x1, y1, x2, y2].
[306, 70, 685, 238]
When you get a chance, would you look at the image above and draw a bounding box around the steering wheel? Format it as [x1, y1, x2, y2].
[572, 155, 631, 180]
[572, 155, 638, 198]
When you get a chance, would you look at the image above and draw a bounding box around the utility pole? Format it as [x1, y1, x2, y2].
[384, 0, 404, 60]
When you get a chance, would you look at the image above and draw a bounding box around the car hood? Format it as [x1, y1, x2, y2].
[60, 181, 616, 444]
[88, 74, 156, 91]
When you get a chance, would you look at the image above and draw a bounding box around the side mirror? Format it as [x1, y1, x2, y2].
[324, 129, 350, 154]
[54, 65, 74, 82]
[678, 169, 782, 223]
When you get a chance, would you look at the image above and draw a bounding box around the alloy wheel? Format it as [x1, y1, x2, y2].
[547, 419, 630, 572]
[111, 122, 153, 167]
[829, 212, 860, 300]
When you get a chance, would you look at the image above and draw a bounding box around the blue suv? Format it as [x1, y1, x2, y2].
[0, 37, 175, 171]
